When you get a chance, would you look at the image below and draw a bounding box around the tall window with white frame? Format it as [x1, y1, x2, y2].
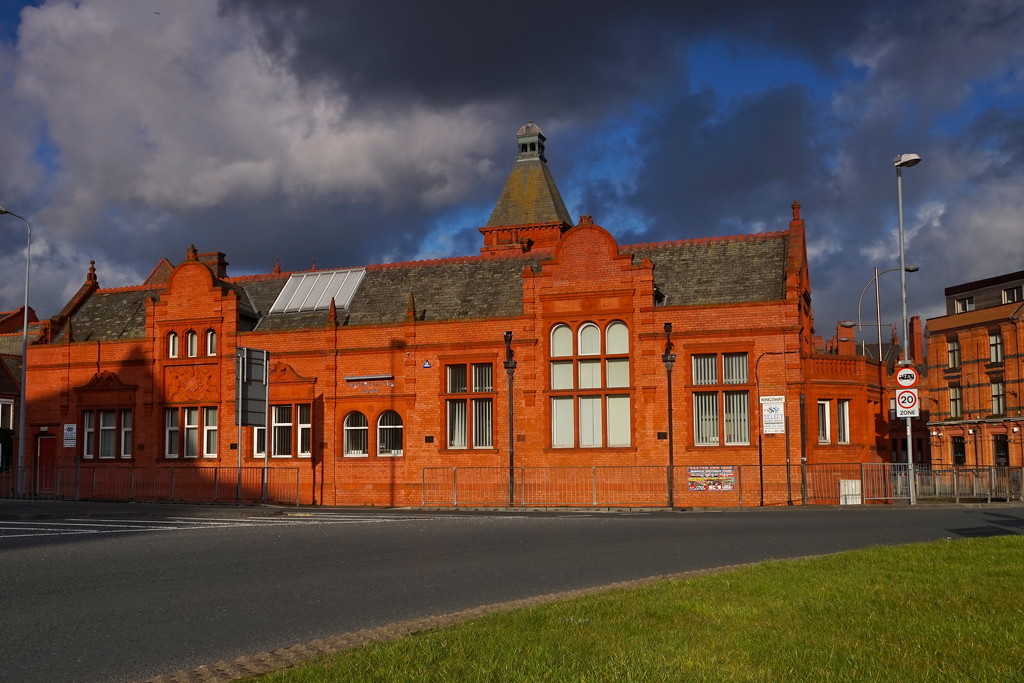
[445, 363, 494, 449]
[549, 321, 631, 449]
[817, 400, 830, 444]
[989, 331, 1004, 364]
[991, 380, 1006, 416]
[946, 338, 961, 369]
[205, 329, 217, 356]
[692, 352, 750, 446]
[836, 400, 850, 444]
[168, 332, 179, 359]
[186, 331, 198, 358]
[949, 385, 962, 419]
[203, 407, 218, 457]
[272, 405, 293, 457]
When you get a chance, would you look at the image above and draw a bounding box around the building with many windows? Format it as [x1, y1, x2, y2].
[14, 123, 890, 506]
[927, 271, 1024, 466]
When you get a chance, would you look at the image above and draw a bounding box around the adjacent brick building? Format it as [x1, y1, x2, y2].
[17, 122, 892, 506]
[927, 271, 1024, 467]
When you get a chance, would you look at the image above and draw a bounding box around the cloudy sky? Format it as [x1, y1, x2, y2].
[1, 0, 1023, 344]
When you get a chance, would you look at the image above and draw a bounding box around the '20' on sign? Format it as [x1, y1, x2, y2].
[896, 388, 919, 417]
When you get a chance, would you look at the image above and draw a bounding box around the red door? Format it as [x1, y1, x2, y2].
[36, 435, 57, 494]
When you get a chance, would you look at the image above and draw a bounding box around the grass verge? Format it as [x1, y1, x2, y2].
[246, 536, 1024, 682]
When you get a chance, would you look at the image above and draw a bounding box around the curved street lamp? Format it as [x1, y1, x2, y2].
[840, 265, 919, 360]
[0, 206, 32, 496]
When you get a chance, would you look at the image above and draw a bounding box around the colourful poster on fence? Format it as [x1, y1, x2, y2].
[688, 466, 736, 492]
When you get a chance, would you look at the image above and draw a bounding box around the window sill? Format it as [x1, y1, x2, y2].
[344, 453, 369, 458]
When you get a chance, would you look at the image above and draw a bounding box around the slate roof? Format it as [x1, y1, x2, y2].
[54, 289, 154, 342]
[485, 157, 572, 228]
[631, 234, 790, 306]
[0, 335, 24, 355]
[353, 259, 539, 325]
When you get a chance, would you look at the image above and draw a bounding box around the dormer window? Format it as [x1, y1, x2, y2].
[955, 296, 974, 313]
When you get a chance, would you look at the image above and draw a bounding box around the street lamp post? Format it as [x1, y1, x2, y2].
[661, 323, 676, 508]
[894, 153, 921, 505]
[503, 331, 517, 507]
[0, 207, 31, 496]
[843, 266, 919, 360]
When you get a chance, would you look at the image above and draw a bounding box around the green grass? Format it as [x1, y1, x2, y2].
[247, 537, 1024, 682]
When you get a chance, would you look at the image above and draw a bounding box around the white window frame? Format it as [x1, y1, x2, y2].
[947, 339, 961, 369]
[186, 331, 198, 358]
[120, 409, 132, 458]
[817, 400, 831, 444]
[165, 409, 180, 458]
[955, 296, 975, 313]
[168, 332, 179, 359]
[990, 332, 1004, 363]
[98, 409, 117, 459]
[949, 385, 962, 419]
[837, 400, 850, 444]
[694, 391, 719, 445]
[991, 382, 1006, 416]
[298, 404, 312, 457]
[272, 405, 293, 457]
[203, 407, 218, 458]
[377, 411, 404, 457]
[1003, 286, 1023, 304]
[253, 426, 266, 459]
[206, 329, 217, 356]
[83, 411, 95, 459]
[183, 407, 200, 458]
[343, 412, 368, 457]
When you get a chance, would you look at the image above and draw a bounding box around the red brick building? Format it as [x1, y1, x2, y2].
[18, 122, 890, 506]
[927, 271, 1024, 467]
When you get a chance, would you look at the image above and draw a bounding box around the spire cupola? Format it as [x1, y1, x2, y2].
[479, 121, 573, 254]
[516, 120, 546, 162]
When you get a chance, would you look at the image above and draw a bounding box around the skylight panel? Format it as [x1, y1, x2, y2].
[269, 268, 366, 313]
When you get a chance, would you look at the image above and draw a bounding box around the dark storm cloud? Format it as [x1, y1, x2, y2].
[219, 0, 874, 114]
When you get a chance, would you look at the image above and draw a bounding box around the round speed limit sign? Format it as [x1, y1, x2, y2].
[896, 388, 919, 415]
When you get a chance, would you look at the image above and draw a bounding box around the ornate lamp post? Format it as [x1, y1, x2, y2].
[661, 323, 676, 508]
[504, 331, 517, 506]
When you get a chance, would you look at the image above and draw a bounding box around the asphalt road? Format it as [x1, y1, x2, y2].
[1, 504, 1022, 682]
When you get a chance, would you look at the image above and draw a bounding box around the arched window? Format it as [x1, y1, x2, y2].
[186, 331, 198, 358]
[205, 330, 217, 356]
[578, 323, 600, 355]
[168, 332, 179, 358]
[549, 321, 632, 449]
[377, 411, 403, 457]
[344, 412, 368, 456]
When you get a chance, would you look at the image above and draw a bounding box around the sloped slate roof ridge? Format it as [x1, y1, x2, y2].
[628, 231, 790, 306]
[55, 289, 153, 342]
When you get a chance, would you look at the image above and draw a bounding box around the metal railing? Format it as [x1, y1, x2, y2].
[0, 465, 300, 505]
[423, 464, 1024, 508]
